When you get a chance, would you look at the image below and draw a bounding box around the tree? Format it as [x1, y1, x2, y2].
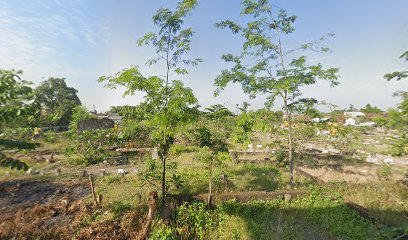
[108, 104, 153, 121]
[384, 51, 407, 81]
[0, 69, 35, 171]
[204, 104, 234, 120]
[348, 104, 356, 112]
[34, 77, 81, 126]
[99, 0, 200, 206]
[361, 104, 383, 114]
[214, 1, 339, 186]
[192, 125, 228, 204]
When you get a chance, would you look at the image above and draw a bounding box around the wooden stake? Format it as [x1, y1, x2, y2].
[89, 174, 97, 206]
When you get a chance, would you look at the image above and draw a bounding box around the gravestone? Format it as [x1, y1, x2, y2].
[151, 148, 159, 160]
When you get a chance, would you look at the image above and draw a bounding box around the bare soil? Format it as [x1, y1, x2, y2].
[0, 179, 91, 239]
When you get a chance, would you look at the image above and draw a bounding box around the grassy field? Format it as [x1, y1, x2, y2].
[1, 131, 407, 239]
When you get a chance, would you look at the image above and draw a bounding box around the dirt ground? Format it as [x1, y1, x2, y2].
[0, 179, 91, 239]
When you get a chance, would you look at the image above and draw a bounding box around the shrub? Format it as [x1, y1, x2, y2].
[150, 202, 224, 240]
[390, 134, 408, 156]
[65, 129, 117, 165]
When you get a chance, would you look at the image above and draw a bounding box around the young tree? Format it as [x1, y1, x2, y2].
[192, 126, 228, 205]
[34, 77, 81, 126]
[99, 0, 200, 205]
[204, 104, 234, 120]
[214, 1, 339, 186]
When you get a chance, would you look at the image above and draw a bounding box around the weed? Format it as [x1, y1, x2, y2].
[377, 164, 392, 179]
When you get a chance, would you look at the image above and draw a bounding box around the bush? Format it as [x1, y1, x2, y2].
[390, 134, 408, 156]
[119, 120, 152, 146]
[65, 129, 117, 165]
[150, 202, 224, 240]
[68, 105, 91, 135]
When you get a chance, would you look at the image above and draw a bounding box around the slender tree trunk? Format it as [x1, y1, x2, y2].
[283, 93, 294, 188]
[208, 159, 213, 205]
[274, 24, 295, 188]
[161, 154, 166, 207]
[160, 27, 172, 208]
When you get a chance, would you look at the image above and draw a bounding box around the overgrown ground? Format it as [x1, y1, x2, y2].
[0, 129, 407, 239]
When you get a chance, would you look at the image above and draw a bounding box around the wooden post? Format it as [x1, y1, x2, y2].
[88, 174, 98, 206]
[97, 194, 103, 205]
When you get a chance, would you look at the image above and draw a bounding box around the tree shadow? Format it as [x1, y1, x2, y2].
[218, 201, 406, 240]
[0, 139, 40, 150]
[229, 164, 281, 191]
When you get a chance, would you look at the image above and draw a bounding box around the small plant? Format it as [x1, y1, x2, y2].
[390, 134, 408, 156]
[377, 164, 392, 179]
[274, 149, 288, 167]
[140, 157, 184, 192]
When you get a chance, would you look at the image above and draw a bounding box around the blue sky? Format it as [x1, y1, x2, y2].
[0, 0, 407, 112]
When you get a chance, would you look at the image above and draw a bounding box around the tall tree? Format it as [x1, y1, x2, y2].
[34, 77, 81, 126]
[204, 104, 234, 120]
[361, 104, 383, 114]
[99, 0, 200, 205]
[384, 51, 408, 81]
[214, 0, 339, 186]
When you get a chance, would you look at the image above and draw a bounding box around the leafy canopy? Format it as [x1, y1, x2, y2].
[98, 0, 201, 148]
[214, 1, 339, 109]
[0, 69, 34, 126]
[384, 51, 408, 81]
[34, 77, 81, 126]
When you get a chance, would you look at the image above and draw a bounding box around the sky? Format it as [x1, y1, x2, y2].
[0, 0, 407, 112]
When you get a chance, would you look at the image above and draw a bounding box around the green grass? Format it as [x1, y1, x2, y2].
[328, 180, 408, 228]
[150, 187, 395, 240]
[2, 130, 407, 239]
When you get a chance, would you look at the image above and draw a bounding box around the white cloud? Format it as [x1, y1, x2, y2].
[0, 0, 111, 72]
